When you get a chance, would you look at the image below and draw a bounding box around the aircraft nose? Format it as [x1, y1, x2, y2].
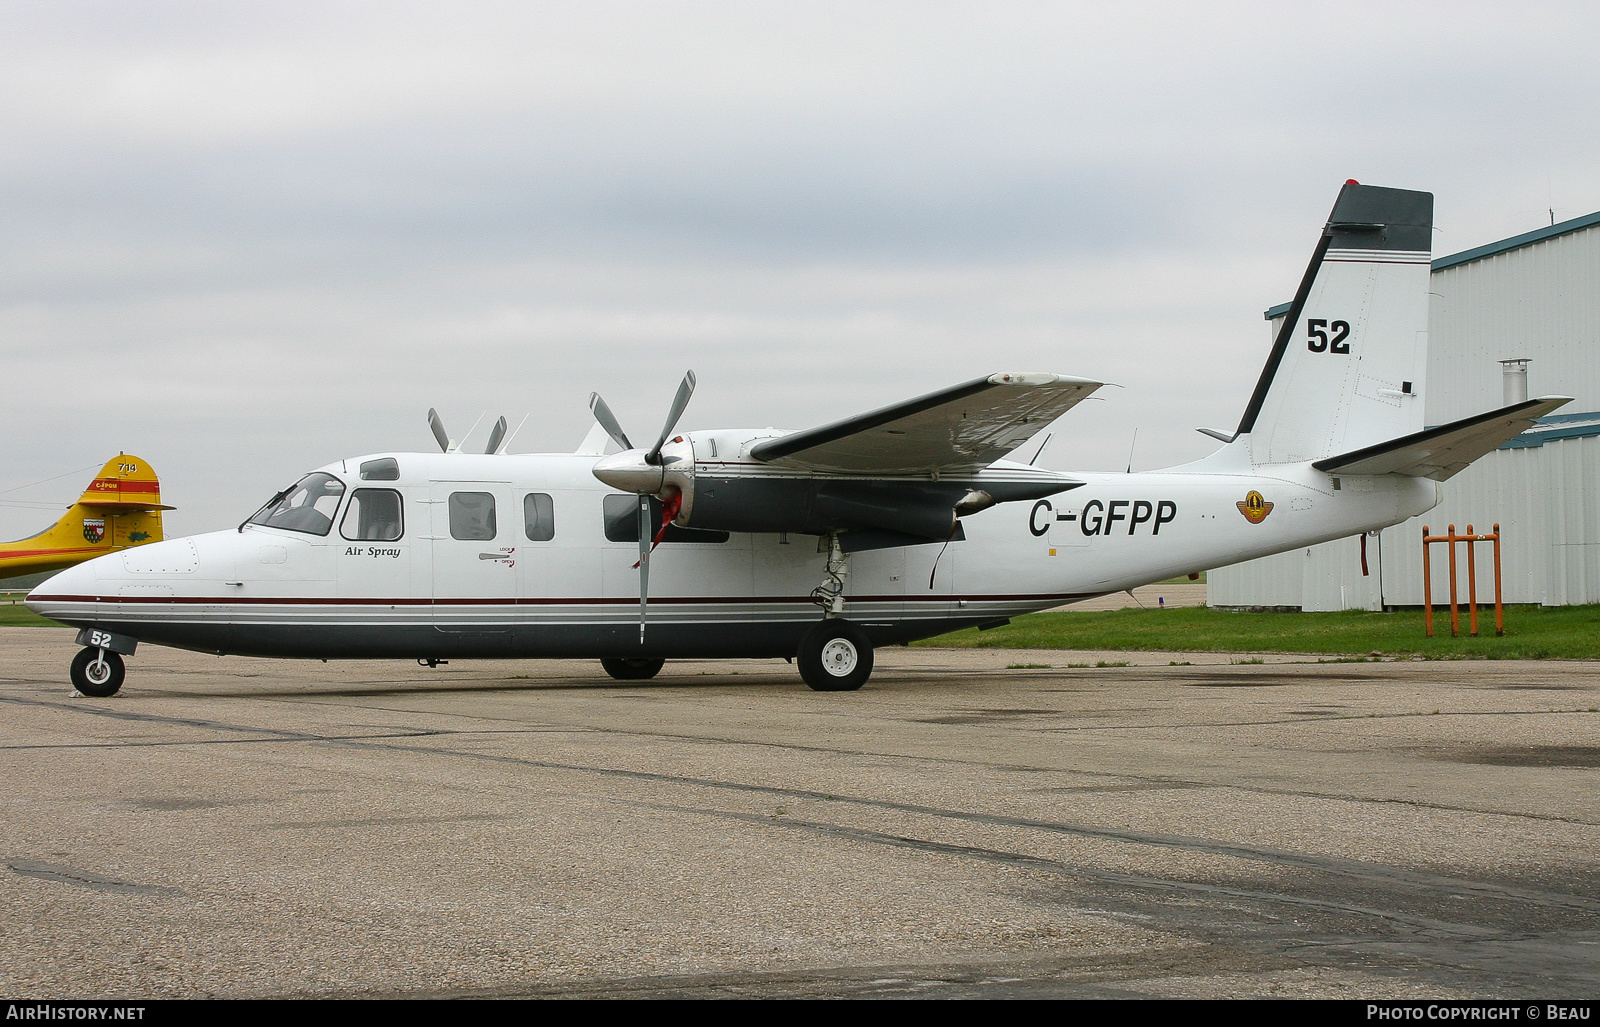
[592, 451, 666, 495]
[23, 556, 105, 618]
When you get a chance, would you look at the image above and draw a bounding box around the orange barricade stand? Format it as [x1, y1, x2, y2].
[1421, 523, 1503, 638]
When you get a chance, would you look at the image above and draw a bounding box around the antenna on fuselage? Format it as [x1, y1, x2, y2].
[500, 413, 531, 455]
[455, 412, 487, 453]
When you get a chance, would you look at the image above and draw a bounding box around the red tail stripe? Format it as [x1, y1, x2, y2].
[85, 479, 161, 496]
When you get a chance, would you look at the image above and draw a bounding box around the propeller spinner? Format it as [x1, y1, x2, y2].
[587, 371, 697, 642]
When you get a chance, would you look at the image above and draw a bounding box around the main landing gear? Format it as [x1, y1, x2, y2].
[601, 657, 665, 680]
[797, 620, 873, 692]
[70, 647, 125, 697]
[795, 533, 873, 691]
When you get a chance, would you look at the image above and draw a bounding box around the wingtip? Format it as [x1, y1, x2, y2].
[986, 372, 1104, 387]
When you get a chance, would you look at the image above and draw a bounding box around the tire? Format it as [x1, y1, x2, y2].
[600, 657, 665, 681]
[797, 620, 873, 692]
[70, 647, 125, 697]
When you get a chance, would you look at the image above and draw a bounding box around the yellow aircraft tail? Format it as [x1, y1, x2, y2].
[0, 455, 173, 579]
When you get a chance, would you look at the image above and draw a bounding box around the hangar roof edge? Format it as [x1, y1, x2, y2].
[1499, 411, 1600, 450]
[1432, 209, 1600, 273]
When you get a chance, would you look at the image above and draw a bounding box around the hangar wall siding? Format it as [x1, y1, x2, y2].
[1212, 212, 1600, 610]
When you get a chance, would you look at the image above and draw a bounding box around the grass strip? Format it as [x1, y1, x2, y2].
[0, 602, 63, 627]
[915, 604, 1600, 660]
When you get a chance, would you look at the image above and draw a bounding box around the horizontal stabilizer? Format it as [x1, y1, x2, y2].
[1312, 396, 1573, 481]
[751, 372, 1102, 475]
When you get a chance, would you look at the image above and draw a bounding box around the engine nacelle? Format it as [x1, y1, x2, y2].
[592, 431, 1076, 546]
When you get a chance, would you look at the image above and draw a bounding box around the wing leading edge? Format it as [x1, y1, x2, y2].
[749, 372, 1103, 475]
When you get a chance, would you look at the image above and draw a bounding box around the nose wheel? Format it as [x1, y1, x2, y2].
[797, 620, 873, 691]
[70, 647, 125, 697]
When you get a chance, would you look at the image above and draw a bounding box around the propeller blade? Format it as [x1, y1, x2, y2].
[637, 495, 651, 643]
[483, 415, 508, 455]
[645, 371, 697, 464]
[588, 393, 634, 451]
[427, 408, 452, 453]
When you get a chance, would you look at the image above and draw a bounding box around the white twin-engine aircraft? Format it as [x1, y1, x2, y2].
[31, 182, 1571, 696]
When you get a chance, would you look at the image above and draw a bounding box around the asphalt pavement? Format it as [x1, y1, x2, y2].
[2, 627, 1597, 999]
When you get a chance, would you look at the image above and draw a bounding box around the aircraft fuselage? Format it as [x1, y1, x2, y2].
[28, 448, 1437, 661]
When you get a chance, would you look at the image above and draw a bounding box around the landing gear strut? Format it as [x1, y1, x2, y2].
[809, 533, 851, 615]
[797, 620, 873, 691]
[70, 647, 125, 697]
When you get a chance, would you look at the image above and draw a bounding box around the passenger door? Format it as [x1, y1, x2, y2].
[429, 483, 516, 634]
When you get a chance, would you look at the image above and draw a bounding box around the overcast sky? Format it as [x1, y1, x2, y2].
[3, 0, 1598, 538]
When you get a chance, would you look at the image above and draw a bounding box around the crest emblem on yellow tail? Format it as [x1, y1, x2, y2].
[1237, 490, 1273, 524]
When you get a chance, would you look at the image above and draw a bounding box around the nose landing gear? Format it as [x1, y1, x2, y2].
[70, 647, 125, 697]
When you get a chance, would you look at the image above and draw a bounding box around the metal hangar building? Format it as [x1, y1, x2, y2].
[1210, 210, 1600, 610]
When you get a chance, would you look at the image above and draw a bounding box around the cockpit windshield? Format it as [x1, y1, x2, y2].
[246, 472, 347, 536]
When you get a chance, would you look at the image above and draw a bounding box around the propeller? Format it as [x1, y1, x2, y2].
[586, 371, 698, 642]
[588, 393, 633, 451]
[427, 408, 455, 453]
[647, 371, 696, 464]
[429, 409, 509, 455]
[483, 415, 508, 455]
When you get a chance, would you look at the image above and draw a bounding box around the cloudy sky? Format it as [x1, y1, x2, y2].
[3, 0, 1598, 538]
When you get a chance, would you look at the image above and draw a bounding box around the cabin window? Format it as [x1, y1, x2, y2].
[448, 492, 497, 540]
[524, 493, 555, 541]
[340, 489, 404, 541]
[359, 458, 399, 481]
[602, 494, 729, 544]
[247, 473, 346, 536]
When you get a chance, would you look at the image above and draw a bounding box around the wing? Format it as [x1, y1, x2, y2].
[1313, 396, 1572, 481]
[748, 372, 1103, 475]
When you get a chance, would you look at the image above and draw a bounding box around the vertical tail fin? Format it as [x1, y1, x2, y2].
[76, 455, 165, 509]
[1237, 182, 1434, 466]
[0, 455, 170, 578]
[75, 454, 171, 548]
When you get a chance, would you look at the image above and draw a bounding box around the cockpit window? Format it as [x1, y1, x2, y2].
[360, 458, 399, 481]
[247, 473, 347, 536]
[341, 489, 403, 541]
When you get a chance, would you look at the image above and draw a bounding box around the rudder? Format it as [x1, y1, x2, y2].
[74, 454, 171, 548]
[1237, 182, 1434, 466]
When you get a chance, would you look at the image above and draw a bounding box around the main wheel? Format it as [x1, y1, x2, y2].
[600, 657, 665, 681]
[70, 647, 125, 697]
[797, 620, 873, 692]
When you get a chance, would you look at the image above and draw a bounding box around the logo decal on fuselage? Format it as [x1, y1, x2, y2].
[82, 518, 106, 543]
[1237, 491, 1273, 524]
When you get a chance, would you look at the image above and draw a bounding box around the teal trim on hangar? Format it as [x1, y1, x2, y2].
[1264, 209, 1600, 320]
[1407, 411, 1600, 451]
[1432, 209, 1600, 272]
[1498, 410, 1600, 450]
